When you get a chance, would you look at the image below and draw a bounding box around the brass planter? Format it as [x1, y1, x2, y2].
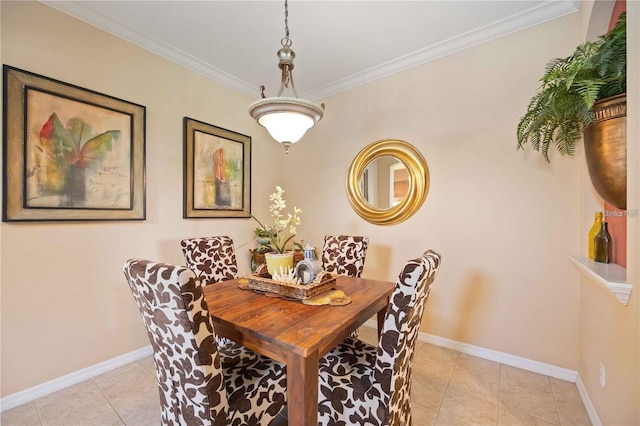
[582, 94, 627, 210]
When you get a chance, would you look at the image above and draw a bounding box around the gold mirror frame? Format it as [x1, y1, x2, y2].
[347, 139, 429, 225]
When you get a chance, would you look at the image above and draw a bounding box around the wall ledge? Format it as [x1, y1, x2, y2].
[569, 256, 632, 306]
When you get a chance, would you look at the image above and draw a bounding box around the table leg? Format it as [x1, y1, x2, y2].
[286, 351, 319, 426]
[377, 296, 389, 336]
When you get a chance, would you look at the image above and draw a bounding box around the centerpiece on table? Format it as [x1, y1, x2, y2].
[252, 186, 303, 276]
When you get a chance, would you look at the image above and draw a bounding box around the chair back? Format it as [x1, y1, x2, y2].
[321, 235, 369, 277]
[374, 250, 441, 426]
[123, 258, 229, 425]
[181, 236, 238, 285]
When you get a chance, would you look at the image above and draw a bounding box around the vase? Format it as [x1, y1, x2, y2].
[582, 94, 627, 210]
[594, 221, 612, 263]
[588, 211, 603, 260]
[265, 252, 294, 276]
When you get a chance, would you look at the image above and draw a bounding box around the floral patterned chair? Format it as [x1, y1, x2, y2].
[181, 236, 240, 348]
[180, 236, 238, 286]
[317, 250, 442, 426]
[322, 235, 369, 338]
[123, 258, 287, 425]
[321, 235, 369, 278]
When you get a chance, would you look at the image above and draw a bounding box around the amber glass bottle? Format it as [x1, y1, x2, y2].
[588, 211, 603, 259]
[593, 221, 612, 263]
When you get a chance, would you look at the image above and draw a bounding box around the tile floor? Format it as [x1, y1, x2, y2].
[2, 326, 591, 425]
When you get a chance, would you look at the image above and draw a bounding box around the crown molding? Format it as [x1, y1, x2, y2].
[41, 0, 580, 102]
[41, 0, 258, 98]
[302, 0, 581, 100]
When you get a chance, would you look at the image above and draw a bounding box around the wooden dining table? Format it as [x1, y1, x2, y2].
[203, 275, 396, 426]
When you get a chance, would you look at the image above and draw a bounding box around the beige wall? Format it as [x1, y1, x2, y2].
[2, 2, 638, 423]
[577, 2, 640, 424]
[286, 14, 584, 369]
[0, 1, 283, 396]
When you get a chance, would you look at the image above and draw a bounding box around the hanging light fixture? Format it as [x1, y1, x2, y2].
[248, 0, 324, 154]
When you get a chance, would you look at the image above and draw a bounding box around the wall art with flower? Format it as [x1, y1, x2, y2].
[3, 66, 146, 221]
[183, 117, 251, 218]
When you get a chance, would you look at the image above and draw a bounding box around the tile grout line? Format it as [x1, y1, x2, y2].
[548, 377, 562, 426]
[433, 348, 461, 424]
[92, 370, 129, 425]
[32, 400, 44, 426]
[501, 365, 563, 426]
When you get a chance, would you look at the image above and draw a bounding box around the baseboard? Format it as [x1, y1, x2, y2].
[4, 327, 601, 424]
[576, 373, 603, 426]
[364, 320, 606, 421]
[0, 345, 152, 412]
[363, 320, 577, 381]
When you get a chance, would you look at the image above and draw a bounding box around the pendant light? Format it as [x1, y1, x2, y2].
[248, 0, 324, 154]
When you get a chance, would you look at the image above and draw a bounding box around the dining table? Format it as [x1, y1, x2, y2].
[203, 275, 396, 426]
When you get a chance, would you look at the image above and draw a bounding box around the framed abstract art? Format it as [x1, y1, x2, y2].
[183, 117, 251, 218]
[3, 66, 146, 221]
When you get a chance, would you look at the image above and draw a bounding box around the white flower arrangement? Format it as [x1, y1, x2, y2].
[252, 186, 302, 254]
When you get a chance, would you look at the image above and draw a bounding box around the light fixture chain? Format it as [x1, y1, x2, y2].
[282, 0, 291, 47]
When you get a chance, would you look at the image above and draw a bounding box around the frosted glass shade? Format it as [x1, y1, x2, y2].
[258, 112, 314, 143]
[249, 96, 324, 145]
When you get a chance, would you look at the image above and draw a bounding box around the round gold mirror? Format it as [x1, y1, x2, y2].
[347, 140, 429, 225]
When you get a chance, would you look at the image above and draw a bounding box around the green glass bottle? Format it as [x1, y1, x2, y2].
[588, 211, 603, 259]
[593, 221, 612, 263]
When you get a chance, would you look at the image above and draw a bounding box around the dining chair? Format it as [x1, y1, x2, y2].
[322, 235, 369, 338]
[317, 249, 442, 426]
[180, 236, 238, 286]
[321, 235, 369, 277]
[123, 258, 287, 425]
[181, 235, 241, 349]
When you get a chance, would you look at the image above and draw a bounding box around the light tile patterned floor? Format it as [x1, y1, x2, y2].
[2, 326, 591, 425]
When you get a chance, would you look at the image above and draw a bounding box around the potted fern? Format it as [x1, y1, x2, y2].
[517, 13, 626, 209]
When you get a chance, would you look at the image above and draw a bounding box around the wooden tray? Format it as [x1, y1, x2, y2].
[247, 272, 337, 300]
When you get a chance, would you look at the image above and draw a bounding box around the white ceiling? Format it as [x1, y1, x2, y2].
[43, 0, 580, 101]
